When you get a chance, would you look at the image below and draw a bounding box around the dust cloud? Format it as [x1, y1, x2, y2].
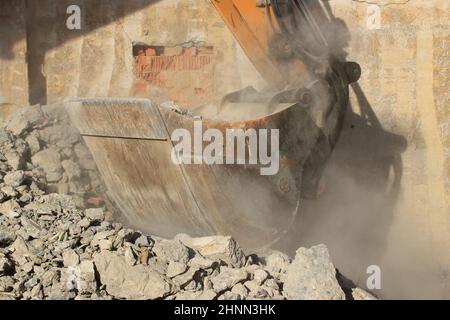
[274, 105, 449, 299]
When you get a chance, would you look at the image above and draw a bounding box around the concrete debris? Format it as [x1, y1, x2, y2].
[0, 103, 368, 300]
[176, 234, 246, 268]
[166, 261, 188, 278]
[283, 245, 346, 300]
[210, 267, 248, 292]
[352, 288, 377, 300]
[32, 148, 63, 182]
[94, 251, 174, 300]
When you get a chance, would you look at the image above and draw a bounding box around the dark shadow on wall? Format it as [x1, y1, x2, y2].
[1, 0, 162, 105]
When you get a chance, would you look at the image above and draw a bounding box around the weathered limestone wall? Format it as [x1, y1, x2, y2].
[0, 1, 28, 106]
[0, 0, 265, 107]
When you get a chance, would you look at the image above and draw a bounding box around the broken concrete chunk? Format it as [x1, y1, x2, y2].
[98, 239, 113, 251]
[0, 228, 16, 247]
[152, 239, 190, 264]
[134, 235, 153, 247]
[166, 261, 187, 278]
[6, 105, 44, 136]
[85, 207, 105, 221]
[263, 251, 291, 277]
[32, 148, 63, 182]
[20, 216, 41, 238]
[37, 125, 79, 148]
[188, 255, 216, 270]
[253, 268, 269, 285]
[210, 267, 248, 292]
[25, 133, 41, 155]
[62, 249, 80, 267]
[0, 199, 21, 219]
[5, 151, 25, 170]
[94, 251, 174, 299]
[78, 260, 97, 294]
[176, 234, 246, 268]
[231, 283, 249, 298]
[0, 255, 14, 275]
[174, 289, 217, 300]
[283, 244, 345, 300]
[9, 236, 30, 256]
[61, 160, 81, 180]
[352, 288, 377, 300]
[74, 143, 97, 170]
[124, 246, 137, 266]
[3, 170, 25, 187]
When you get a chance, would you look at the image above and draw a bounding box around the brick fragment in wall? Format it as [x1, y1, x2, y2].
[132, 45, 215, 106]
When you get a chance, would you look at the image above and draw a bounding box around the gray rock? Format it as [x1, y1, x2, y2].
[3, 170, 25, 187]
[176, 234, 246, 268]
[41, 269, 59, 288]
[74, 143, 97, 170]
[94, 251, 174, 300]
[219, 291, 241, 300]
[5, 151, 25, 170]
[352, 288, 377, 300]
[32, 148, 63, 182]
[210, 267, 248, 292]
[0, 128, 11, 145]
[0, 228, 16, 247]
[78, 260, 97, 294]
[1, 185, 17, 198]
[166, 261, 187, 278]
[62, 249, 79, 267]
[174, 290, 216, 300]
[171, 266, 199, 289]
[188, 255, 216, 270]
[0, 199, 21, 219]
[25, 133, 41, 155]
[61, 160, 81, 180]
[263, 251, 291, 277]
[152, 239, 190, 264]
[282, 244, 345, 300]
[231, 283, 249, 298]
[30, 283, 43, 299]
[98, 239, 113, 251]
[37, 125, 79, 148]
[253, 269, 269, 285]
[85, 208, 105, 221]
[6, 105, 44, 136]
[20, 216, 41, 238]
[9, 236, 30, 256]
[41, 103, 69, 123]
[243, 279, 261, 294]
[39, 193, 76, 210]
[134, 235, 152, 247]
[0, 293, 17, 300]
[124, 246, 137, 266]
[91, 230, 115, 247]
[48, 283, 76, 300]
[0, 255, 14, 275]
[0, 276, 14, 292]
[263, 278, 281, 296]
[24, 276, 39, 289]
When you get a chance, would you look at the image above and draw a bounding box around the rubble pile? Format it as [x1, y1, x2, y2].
[1, 103, 103, 207]
[0, 104, 376, 300]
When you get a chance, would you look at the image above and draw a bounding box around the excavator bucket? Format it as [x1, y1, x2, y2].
[62, 0, 361, 249]
[64, 66, 354, 249]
